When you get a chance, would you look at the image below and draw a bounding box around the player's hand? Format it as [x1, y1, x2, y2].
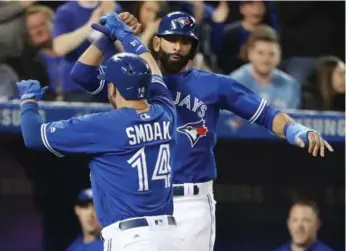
[91, 12, 133, 41]
[16, 80, 48, 101]
[119, 12, 142, 34]
[295, 131, 334, 157]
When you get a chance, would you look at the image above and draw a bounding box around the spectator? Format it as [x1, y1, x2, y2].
[67, 188, 102, 251]
[301, 56, 345, 112]
[0, 1, 36, 62]
[0, 64, 19, 100]
[0, 1, 50, 87]
[229, 25, 300, 110]
[217, 0, 269, 74]
[275, 200, 334, 251]
[53, 1, 121, 102]
[25, 5, 63, 101]
[131, 1, 167, 47]
[275, 2, 345, 84]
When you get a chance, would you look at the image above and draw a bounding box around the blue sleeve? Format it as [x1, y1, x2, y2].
[41, 112, 113, 157]
[20, 102, 45, 149]
[218, 75, 280, 130]
[148, 75, 175, 110]
[53, 6, 73, 38]
[70, 62, 107, 96]
[20, 102, 111, 157]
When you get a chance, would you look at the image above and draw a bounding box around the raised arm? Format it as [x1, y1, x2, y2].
[17, 80, 110, 156]
[91, 12, 174, 106]
[218, 75, 334, 157]
[71, 12, 141, 95]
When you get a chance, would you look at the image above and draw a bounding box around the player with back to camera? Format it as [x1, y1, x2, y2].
[17, 14, 183, 251]
[71, 11, 334, 251]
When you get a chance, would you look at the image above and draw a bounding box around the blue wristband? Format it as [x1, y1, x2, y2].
[120, 33, 149, 55]
[93, 35, 116, 55]
[284, 122, 310, 146]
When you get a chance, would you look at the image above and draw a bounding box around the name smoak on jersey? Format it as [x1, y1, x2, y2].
[126, 121, 171, 145]
[173, 92, 207, 118]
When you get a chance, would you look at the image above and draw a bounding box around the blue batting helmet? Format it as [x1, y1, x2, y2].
[100, 53, 152, 100]
[157, 12, 199, 58]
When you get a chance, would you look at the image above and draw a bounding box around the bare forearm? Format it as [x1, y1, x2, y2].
[140, 30, 155, 47]
[78, 44, 104, 66]
[272, 112, 294, 138]
[53, 23, 92, 56]
[191, 2, 205, 23]
[140, 52, 162, 77]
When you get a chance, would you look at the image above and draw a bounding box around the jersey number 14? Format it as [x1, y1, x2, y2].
[127, 144, 171, 191]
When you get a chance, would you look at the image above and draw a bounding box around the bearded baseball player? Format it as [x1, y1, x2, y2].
[71, 11, 334, 251]
[17, 14, 184, 250]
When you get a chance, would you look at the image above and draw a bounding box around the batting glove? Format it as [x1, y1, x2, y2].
[91, 12, 132, 42]
[16, 80, 48, 101]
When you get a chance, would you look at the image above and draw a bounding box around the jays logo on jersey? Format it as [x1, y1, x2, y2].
[177, 119, 208, 147]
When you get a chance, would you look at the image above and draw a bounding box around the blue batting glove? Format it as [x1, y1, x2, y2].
[91, 12, 132, 42]
[16, 80, 48, 101]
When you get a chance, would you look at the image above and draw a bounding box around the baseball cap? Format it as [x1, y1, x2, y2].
[76, 188, 93, 206]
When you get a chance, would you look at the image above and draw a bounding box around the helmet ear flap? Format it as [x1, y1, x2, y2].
[188, 40, 199, 60]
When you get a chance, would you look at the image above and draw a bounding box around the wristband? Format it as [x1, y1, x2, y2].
[284, 122, 310, 145]
[93, 35, 116, 55]
[120, 33, 149, 55]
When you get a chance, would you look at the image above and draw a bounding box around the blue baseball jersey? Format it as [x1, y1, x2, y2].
[66, 235, 103, 251]
[40, 76, 176, 227]
[72, 64, 279, 184]
[163, 68, 278, 183]
[274, 241, 334, 251]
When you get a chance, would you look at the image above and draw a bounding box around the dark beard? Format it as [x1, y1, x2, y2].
[157, 48, 190, 74]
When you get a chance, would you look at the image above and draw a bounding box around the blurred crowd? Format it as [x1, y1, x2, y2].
[0, 0, 344, 111]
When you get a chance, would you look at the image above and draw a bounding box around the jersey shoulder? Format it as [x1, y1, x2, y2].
[272, 68, 299, 85]
[273, 242, 289, 251]
[66, 236, 83, 251]
[190, 68, 241, 92]
[315, 242, 334, 251]
[229, 64, 251, 79]
[190, 68, 227, 84]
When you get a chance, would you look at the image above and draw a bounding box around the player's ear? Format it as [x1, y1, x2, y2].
[247, 46, 255, 62]
[74, 205, 80, 216]
[107, 83, 116, 99]
[152, 36, 161, 53]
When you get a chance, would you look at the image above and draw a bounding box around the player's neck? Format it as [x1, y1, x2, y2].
[291, 239, 316, 251]
[242, 20, 257, 31]
[83, 232, 97, 243]
[118, 100, 150, 113]
[251, 66, 272, 86]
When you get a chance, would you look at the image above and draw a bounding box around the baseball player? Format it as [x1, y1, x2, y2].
[71, 11, 334, 251]
[17, 15, 182, 251]
[67, 188, 103, 251]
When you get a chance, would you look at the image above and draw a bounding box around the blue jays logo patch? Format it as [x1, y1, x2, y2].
[177, 119, 208, 147]
[174, 17, 191, 28]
